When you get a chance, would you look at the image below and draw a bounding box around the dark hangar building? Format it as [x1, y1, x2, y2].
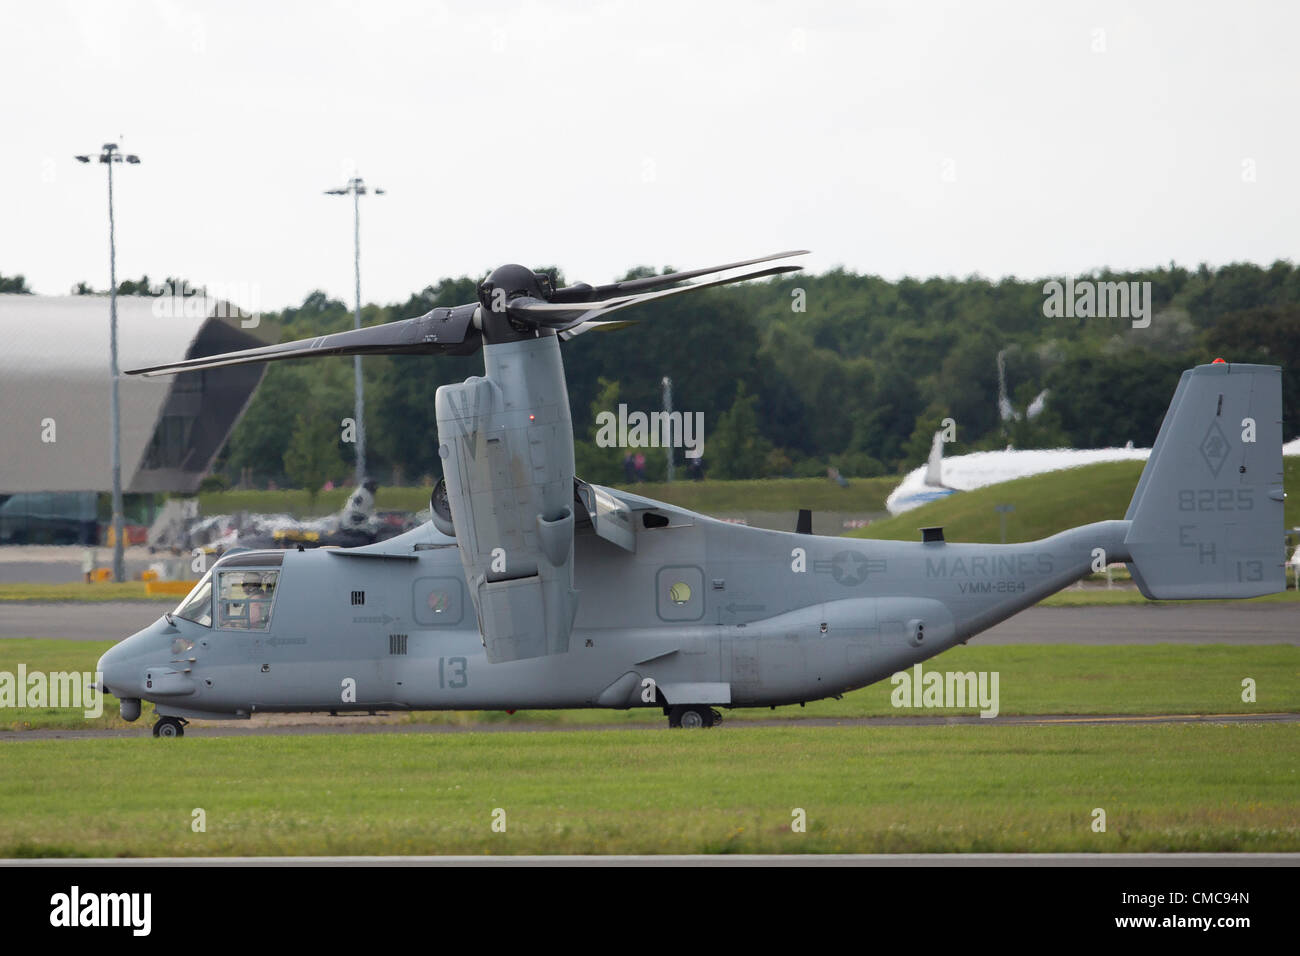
[0, 294, 270, 543]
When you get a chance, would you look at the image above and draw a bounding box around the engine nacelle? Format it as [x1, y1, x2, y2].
[434, 335, 578, 663]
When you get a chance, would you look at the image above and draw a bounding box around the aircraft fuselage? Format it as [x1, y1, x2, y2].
[98, 492, 1130, 722]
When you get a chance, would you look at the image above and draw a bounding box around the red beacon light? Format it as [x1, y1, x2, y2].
[1212, 357, 1226, 364]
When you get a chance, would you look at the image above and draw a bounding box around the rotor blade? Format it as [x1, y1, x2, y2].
[511, 263, 803, 330]
[125, 305, 481, 376]
[550, 249, 809, 303]
[557, 319, 638, 341]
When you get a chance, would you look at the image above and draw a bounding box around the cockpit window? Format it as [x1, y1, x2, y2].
[217, 570, 279, 630]
[174, 571, 214, 628]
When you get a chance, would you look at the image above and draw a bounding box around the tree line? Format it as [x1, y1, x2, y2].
[14, 262, 1299, 488]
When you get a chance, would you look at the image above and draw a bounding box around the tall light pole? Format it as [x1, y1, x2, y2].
[75, 143, 140, 583]
[325, 176, 385, 485]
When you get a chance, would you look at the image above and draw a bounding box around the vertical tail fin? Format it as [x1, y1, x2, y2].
[1124, 362, 1285, 599]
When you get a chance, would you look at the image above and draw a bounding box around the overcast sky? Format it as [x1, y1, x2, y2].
[2, 0, 1297, 313]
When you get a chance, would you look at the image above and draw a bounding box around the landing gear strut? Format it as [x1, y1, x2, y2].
[668, 705, 722, 729]
[152, 715, 187, 738]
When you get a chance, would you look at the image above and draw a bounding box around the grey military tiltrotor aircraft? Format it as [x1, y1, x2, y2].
[102, 251, 1286, 736]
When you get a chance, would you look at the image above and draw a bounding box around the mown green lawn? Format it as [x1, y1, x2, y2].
[0, 582, 170, 602]
[1, 724, 1295, 856]
[2, 639, 1294, 731]
[851, 458, 1300, 543]
[198, 476, 896, 521]
[1040, 587, 1300, 605]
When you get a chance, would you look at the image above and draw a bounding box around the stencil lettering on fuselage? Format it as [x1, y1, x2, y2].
[925, 554, 1053, 577]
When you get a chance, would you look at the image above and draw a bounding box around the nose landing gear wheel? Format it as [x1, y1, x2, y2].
[668, 704, 717, 729]
[153, 716, 187, 738]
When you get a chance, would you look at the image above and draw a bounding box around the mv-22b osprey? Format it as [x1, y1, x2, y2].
[101, 251, 1287, 736]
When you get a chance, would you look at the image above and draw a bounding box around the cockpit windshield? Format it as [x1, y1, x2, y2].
[173, 570, 214, 627]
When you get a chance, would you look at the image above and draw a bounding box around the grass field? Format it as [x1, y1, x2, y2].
[850, 458, 1300, 543]
[183, 458, 1300, 531]
[0, 582, 167, 602]
[1, 724, 1296, 856]
[198, 476, 897, 521]
[3, 639, 1295, 731]
[1040, 586, 1300, 605]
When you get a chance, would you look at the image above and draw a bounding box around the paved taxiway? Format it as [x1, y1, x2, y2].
[2, 600, 1295, 644]
[3, 711, 1296, 742]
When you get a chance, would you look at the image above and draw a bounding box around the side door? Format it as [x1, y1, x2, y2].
[197, 567, 275, 707]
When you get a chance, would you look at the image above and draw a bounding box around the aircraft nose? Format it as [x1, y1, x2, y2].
[97, 641, 137, 698]
[98, 638, 148, 722]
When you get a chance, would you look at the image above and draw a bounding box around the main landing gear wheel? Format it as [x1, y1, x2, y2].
[153, 716, 187, 738]
[668, 705, 721, 729]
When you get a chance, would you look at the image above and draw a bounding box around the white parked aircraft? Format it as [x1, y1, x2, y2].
[884, 434, 1151, 515]
[887, 431, 1300, 516]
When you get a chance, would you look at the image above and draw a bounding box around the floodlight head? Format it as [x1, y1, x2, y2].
[75, 155, 90, 163]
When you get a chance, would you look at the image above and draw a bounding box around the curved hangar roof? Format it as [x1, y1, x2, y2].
[0, 294, 272, 494]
